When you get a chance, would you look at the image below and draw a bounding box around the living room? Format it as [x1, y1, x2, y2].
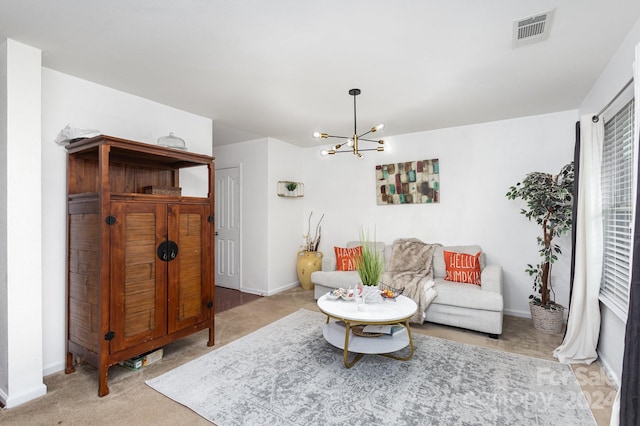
[1, 2, 640, 425]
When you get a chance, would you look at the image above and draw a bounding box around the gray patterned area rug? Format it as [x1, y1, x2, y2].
[146, 309, 595, 426]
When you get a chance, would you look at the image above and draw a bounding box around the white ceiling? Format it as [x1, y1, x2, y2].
[1, 1, 639, 147]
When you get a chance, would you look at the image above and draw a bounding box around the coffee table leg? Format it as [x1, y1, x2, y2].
[343, 321, 364, 368]
[381, 320, 415, 362]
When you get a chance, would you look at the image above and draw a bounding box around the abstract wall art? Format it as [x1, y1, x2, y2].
[376, 159, 440, 205]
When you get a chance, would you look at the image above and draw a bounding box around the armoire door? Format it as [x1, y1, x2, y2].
[167, 203, 213, 333]
[109, 202, 168, 353]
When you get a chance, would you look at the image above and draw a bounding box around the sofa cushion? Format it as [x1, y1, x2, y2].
[433, 245, 485, 278]
[334, 246, 362, 271]
[431, 278, 502, 311]
[443, 250, 482, 285]
[311, 270, 362, 289]
[321, 241, 384, 272]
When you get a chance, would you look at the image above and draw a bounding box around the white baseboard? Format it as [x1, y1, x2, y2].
[596, 349, 620, 388]
[234, 287, 264, 296]
[505, 305, 571, 320]
[264, 281, 299, 296]
[504, 308, 531, 318]
[43, 362, 66, 377]
[0, 382, 47, 408]
[229, 281, 300, 297]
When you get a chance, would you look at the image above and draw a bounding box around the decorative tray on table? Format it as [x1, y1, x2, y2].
[326, 287, 359, 301]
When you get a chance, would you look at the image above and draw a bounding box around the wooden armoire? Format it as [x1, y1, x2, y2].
[64, 135, 215, 396]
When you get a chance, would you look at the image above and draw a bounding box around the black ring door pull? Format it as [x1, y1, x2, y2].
[157, 240, 179, 262]
[157, 242, 168, 261]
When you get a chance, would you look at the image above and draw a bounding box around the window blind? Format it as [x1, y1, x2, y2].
[600, 98, 635, 315]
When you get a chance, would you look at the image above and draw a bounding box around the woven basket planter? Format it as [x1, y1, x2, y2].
[529, 301, 565, 334]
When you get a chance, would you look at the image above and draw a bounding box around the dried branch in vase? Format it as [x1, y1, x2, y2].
[302, 212, 324, 252]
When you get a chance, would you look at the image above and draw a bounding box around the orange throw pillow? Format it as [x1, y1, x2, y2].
[443, 250, 481, 285]
[334, 246, 362, 271]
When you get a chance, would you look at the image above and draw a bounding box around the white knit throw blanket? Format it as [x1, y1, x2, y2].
[381, 239, 440, 324]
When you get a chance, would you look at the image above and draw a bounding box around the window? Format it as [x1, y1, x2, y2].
[600, 96, 635, 317]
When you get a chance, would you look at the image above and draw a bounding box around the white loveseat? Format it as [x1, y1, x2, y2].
[310, 241, 504, 337]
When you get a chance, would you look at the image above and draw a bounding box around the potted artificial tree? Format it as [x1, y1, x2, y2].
[506, 162, 574, 334]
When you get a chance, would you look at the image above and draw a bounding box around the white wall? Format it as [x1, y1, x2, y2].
[267, 138, 305, 293]
[302, 110, 577, 317]
[214, 138, 269, 295]
[579, 16, 640, 383]
[0, 39, 47, 408]
[41, 68, 213, 376]
[214, 136, 304, 296]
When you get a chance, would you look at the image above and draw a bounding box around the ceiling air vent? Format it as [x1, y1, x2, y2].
[513, 9, 555, 47]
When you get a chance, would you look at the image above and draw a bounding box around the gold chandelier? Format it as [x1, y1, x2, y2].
[313, 88, 384, 158]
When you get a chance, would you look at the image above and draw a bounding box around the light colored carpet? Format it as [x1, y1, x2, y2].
[146, 308, 596, 426]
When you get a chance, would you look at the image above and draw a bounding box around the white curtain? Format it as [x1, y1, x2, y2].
[553, 114, 604, 364]
[610, 391, 620, 426]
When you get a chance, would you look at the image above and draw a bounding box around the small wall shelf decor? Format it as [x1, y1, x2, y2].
[277, 180, 304, 198]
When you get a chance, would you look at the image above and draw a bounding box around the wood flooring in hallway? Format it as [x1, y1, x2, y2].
[215, 286, 262, 313]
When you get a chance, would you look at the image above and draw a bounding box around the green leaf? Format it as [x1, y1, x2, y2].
[506, 162, 574, 305]
[354, 228, 384, 286]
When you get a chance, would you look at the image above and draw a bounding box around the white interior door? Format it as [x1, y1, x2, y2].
[215, 167, 241, 290]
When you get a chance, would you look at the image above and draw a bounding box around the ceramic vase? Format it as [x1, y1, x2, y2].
[362, 284, 381, 303]
[296, 250, 323, 290]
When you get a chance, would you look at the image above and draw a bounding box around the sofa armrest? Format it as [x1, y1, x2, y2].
[481, 264, 503, 295]
[322, 257, 336, 271]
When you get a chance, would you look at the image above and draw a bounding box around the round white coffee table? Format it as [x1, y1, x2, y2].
[317, 294, 417, 368]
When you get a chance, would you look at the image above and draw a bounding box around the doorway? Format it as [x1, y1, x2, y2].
[215, 166, 241, 290]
